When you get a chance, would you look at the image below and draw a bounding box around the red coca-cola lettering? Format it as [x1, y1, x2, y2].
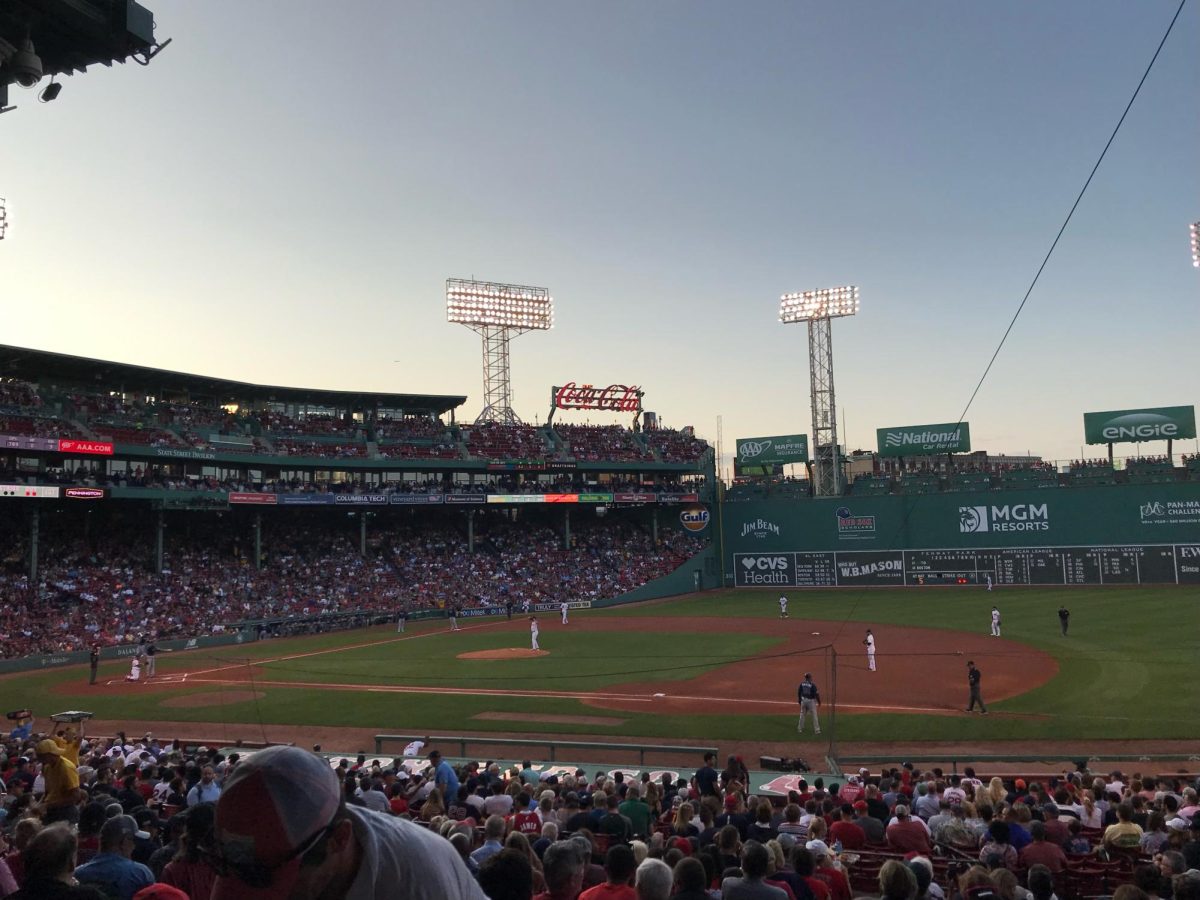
[552, 382, 642, 412]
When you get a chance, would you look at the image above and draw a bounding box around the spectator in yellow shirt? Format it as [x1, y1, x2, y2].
[34, 739, 80, 826]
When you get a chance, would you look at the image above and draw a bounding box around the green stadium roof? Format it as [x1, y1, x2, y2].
[0, 344, 466, 415]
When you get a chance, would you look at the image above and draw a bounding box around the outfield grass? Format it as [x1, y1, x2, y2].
[12, 586, 1197, 743]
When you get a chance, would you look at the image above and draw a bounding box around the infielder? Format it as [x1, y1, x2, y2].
[530, 616, 540, 651]
[797, 672, 820, 734]
[449, 605, 460, 632]
[779, 595, 789, 619]
[560, 601, 569, 625]
[863, 629, 876, 671]
[990, 606, 1001, 637]
[396, 609, 407, 633]
[1058, 605, 1070, 636]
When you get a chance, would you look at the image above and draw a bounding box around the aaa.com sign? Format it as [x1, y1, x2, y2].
[1084, 406, 1196, 445]
[551, 383, 643, 413]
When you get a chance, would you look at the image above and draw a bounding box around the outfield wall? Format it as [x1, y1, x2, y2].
[722, 483, 1200, 587]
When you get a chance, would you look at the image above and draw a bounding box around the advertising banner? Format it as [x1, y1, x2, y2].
[735, 435, 809, 466]
[332, 494, 389, 505]
[1084, 406, 1196, 444]
[577, 493, 614, 503]
[544, 494, 580, 503]
[277, 494, 336, 506]
[444, 494, 487, 504]
[58, 439, 114, 456]
[487, 494, 545, 504]
[389, 494, 444, 505]
[63, 487, 107, 500]
[876, 422, 971, 457]
[551, 383, 643, 413]
[657, 493, 699, 504]
[614, 493, 654, 504]
[229, 493, 278, 505]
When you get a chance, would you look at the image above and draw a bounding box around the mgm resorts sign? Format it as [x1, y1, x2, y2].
[1084, 406, 1196, 445]
[876, 422, 971, 458]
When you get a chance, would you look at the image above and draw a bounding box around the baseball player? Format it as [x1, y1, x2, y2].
[990, 606, 1001, 637]
[797, 672, 820, 734]
[985, 573, 993, 592]
[863, 629, 876, 672]
[449, 605, 460, 632]
[965, 661, 987, 713]
[1058, 605, 1070, 636]
[396, 608, 407, 633]
[145, 639, 158, 677]
[530, 616, 540, 651]
[778, 595, 789, 619]
[560, 600, 569, 625]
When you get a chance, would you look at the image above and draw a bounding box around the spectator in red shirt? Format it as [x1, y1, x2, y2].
[828, 806, 866, 851]
[887, 805, 932, 856]
[580, 844, 637, 900]
[1018, 822, 1068, 874]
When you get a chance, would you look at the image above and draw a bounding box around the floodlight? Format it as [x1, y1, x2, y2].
[446, 278, 554, 424]
[779, 284, 860, 497]
[779, 285, 860, 322]
[1191, 221, 1199, 268]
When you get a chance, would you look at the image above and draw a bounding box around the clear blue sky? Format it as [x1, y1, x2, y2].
[2, 1, 1197, 470]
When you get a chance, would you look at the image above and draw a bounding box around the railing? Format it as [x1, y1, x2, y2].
[374, 733, 717, 766]
[830, 752, 1200, 777]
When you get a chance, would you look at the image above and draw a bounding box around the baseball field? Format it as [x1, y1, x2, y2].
[10, 586, 1198, 755]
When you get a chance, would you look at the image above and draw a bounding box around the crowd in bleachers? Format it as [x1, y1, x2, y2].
[0, 734, 1197, 900]
[643, 428, 709, 463]
[557, 425, 655, 463]
[0, 509, 700, 658]
[0, 379, 42, 410]
[465, 423, 548, 461]
[0, 415, 84, 439]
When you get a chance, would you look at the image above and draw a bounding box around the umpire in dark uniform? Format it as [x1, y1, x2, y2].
[797, 672, 821, 734]
[89, 645, 100, 685]
[1058, 606, 1070, 636]
[965, 661, 987, 714]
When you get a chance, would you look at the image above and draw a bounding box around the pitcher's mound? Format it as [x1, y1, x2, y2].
[457, 648, 549, 660]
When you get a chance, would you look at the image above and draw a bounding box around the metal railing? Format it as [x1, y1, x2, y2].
[374, 734, 716, 766]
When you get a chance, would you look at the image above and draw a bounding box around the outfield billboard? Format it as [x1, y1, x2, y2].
[735, 435, 808, 466]
[876, 422, 970, 457]
[1083, 406, 1196, 445]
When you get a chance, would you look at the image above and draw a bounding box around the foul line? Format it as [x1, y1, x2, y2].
[179, 676, 952, 713]
[184, 618, 516, 678]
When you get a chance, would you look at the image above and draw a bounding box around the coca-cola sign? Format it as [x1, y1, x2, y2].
[552, 383, 643, 413]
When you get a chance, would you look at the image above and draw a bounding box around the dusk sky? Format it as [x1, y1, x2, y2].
[2, 1, 1197, 472]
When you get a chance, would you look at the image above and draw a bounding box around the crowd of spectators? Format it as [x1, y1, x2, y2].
[1, 738, 1197, 900]
[0, 380, 42, 411]
[465, 424, 549, 461]
[0, 509, 701, 659]
[556, 425, 655, 463]
[643, 429, 710, 464]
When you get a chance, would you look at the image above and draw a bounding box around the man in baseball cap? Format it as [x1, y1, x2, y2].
[211, 745, 485, 899]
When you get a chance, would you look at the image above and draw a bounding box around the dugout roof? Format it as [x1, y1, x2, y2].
[0, 344, 467, 415]
[1, 0, 158, 79]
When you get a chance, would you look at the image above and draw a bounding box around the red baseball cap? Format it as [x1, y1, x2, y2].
[853, 801, 868, 811]
[212, 746, 343, 900]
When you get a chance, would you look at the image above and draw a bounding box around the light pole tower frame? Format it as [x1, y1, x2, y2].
[447, 278, 554, 425]
[780, 285, 859, 497]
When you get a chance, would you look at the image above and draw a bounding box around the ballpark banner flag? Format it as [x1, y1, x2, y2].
[1083, 406, 1196, 445]
[876, 422, 971, 457]
[735, 435, 809, 466]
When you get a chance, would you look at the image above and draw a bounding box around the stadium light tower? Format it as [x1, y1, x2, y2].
[0, 198, 7, 240]
[1190, 221, 1199, 268]
[447, 278, 554, 425]
[779, 285, 860, 497]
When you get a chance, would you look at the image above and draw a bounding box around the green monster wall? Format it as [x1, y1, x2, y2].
[721, 483, 1200, 587]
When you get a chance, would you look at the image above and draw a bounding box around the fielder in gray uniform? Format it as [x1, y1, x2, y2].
[797, 672, 821, 734]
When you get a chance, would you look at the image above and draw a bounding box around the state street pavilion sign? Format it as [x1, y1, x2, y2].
[735, 435, 809, 466]
[876, 422, 971, 458]
[1083, 406, 1196, 445]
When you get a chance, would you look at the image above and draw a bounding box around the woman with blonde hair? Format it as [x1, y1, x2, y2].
[673, 801, 700, 838]
[644, 781, 662, 817]
[987, 777, 1008, 810]
[505, 830, 547, 893]
[418, 787, 445, 821]
[808, 816, 828, 841]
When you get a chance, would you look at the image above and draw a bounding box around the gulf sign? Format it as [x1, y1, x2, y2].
[679, 503, 710, 532]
